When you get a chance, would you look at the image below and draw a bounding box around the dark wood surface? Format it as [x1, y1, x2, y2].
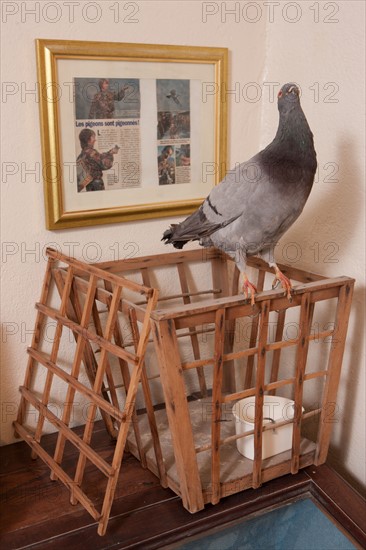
[1, 422, 365, 549]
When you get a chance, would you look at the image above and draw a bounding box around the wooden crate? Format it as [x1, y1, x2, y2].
[15, 247, 355, 533]
[94, 248, 355, 513]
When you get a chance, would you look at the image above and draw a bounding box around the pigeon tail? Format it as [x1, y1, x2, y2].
[161, 226, 187, 249]
[162, 207, 240, 249]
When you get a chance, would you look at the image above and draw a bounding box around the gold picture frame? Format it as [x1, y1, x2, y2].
[36, 39, 228, 230]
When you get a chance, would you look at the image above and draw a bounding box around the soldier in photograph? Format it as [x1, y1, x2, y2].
[77, 128, 119, 192]
[89, 78, 129, 119]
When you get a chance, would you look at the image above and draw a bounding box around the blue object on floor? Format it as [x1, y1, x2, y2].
[178, 497, 356, 550]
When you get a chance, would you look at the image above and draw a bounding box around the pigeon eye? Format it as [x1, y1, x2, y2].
[278, 90, 282, 98]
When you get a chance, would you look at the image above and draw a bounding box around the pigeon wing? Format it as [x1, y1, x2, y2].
[162, 156, 261, 247]
[200, 155, 263, 223]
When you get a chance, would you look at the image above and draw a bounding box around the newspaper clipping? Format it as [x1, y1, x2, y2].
[156, 79, 191, 186]
[74, 77, 141, 193]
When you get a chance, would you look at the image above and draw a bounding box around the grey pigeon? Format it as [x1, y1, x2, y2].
[162, 83, 317, 304]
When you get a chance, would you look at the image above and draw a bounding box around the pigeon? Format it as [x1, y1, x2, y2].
[166, 89, 181, 106]
[162, 83, 317, 305]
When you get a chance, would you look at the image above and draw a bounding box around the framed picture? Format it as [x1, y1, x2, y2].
[36, 39, 228, 230]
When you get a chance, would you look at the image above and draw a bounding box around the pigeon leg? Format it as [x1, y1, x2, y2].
[272, 265, 293, 301]
[242, 274, 257, 306]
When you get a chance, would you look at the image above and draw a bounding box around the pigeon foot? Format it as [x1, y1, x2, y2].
[272, 266, 293, 302]
[242, 275, 257, 307]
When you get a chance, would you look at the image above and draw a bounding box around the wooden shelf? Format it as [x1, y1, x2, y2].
[1, 428, 365, 549]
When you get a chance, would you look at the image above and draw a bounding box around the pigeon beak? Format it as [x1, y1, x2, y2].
[288, 85, 299, 95]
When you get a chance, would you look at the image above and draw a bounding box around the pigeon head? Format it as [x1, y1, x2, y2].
[277, 83, 300, 112]
[264, 82, 316, 173]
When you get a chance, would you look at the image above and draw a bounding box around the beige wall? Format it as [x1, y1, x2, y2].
[261, 3, 365, 490]
[1, 1, 364, 490]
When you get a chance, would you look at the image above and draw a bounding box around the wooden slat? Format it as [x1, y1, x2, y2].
[72, 285, 123, 500]
[222, 377, 296, 404]
[98, 289, 159, 536]
[211, 256, 236, 392]
[51, 275, 98, 480]
[291, 293, 312, 474]
[245, 269, 266, 388]
[91, 300, 120, 412]
[135, 288, 221, 305]
[103, 278, 143, 463]
[128, 306, 167, 486]
[31, 266, 75, 458]
[210, 308, 226, 505]
[15, 257, 53, 434]
[217, 346, 259, 363]
[177, 262, 207, 396]
[268, 308, 286, 395]
[252, 300, 270, 489]
[181, 345, 258, 371]
[315, 282, 354, 464]
[140, 266, 151, 288]
[263, 378, 295, 393]
[266, 339, 298, 352]
[309, 329, 334, 342]
[177, 326, 216, 339]
[231, 264, 240, 296]
[151, 318, 204, 513]
[304, 370, 328, 380]
[181, 357, 215, 370]
[170, 286, 342, 332]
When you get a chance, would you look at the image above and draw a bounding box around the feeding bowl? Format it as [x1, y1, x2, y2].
[232, 396, 304, 460]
